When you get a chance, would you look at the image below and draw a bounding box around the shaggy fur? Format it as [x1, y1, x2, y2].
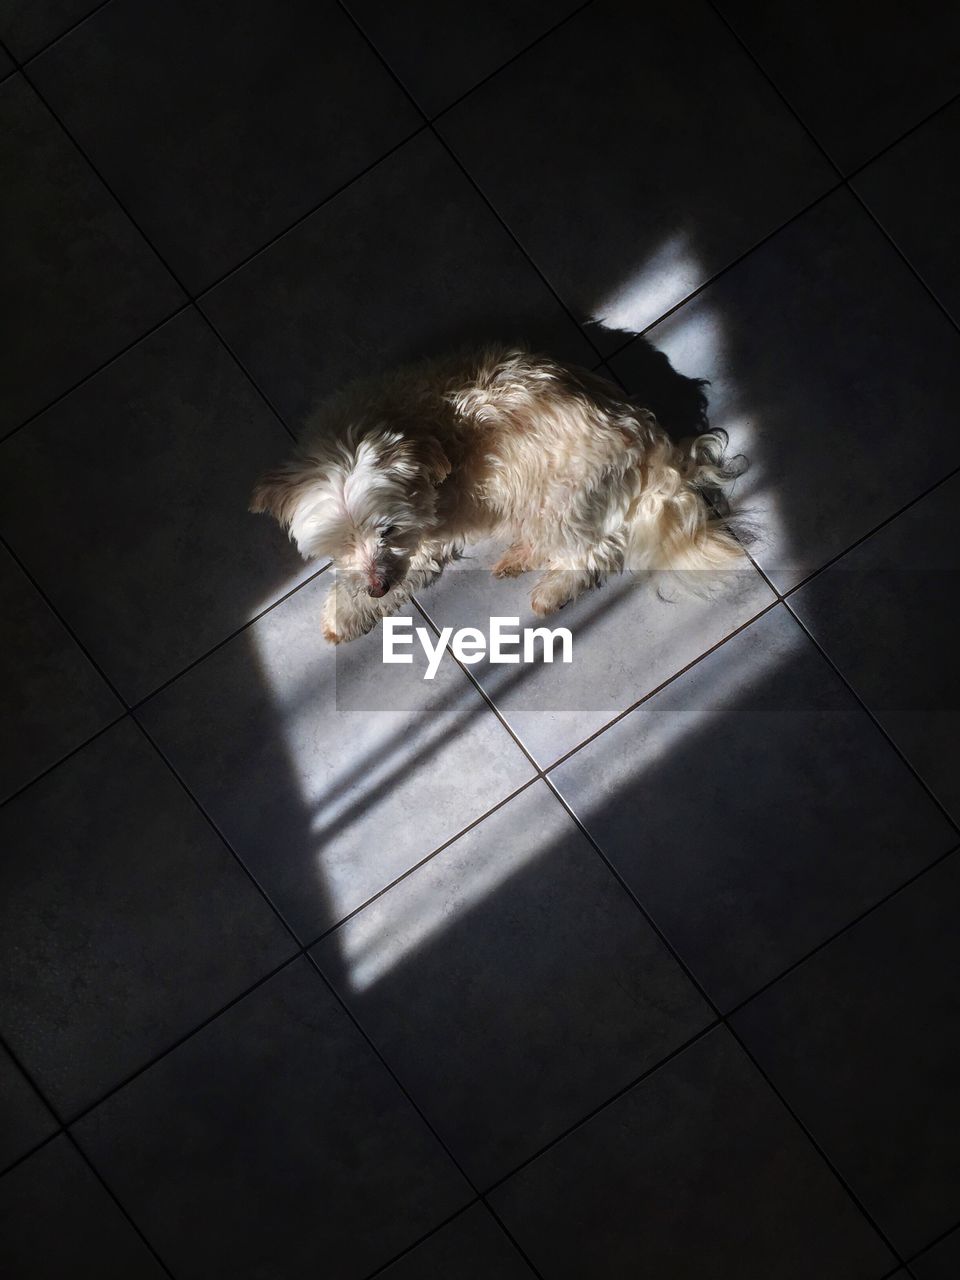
[251, 347, 747, 643]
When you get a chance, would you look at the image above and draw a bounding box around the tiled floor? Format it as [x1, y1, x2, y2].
[1, 2, 957, 1277]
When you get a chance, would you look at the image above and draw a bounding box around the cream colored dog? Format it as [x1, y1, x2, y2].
[252, 347, 747, 643]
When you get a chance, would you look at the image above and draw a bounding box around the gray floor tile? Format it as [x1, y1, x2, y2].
[855, 100, 960, 327]
[0, 310, 308, 704]
[378, 1204, 534, 1280]
[0, 546, 120, 802]
[0, 74, 182, 434]
[0, 1044, 56, 1173]
[0, 1, 101, 59]
[417, 539, 773, 765]
[0, 719, 295, 1118]
[0, 1136, 166, 1278]
[612, 189, 960, 590]
[717, 0, 960, 172]
[553, 605, 955, 1010]
[791, 474, 960, 821]
[202, 131, 595, 432]
[31, 0, 420, 291]
[314, 782, 709, 1186]
[734, 853, 960, 1258]
[345, 0, 581, 116]
[491, 1026, 892, 1280]
[74, 960, 471, 1280]
[140, 572, 534, 940]
[438, 0, 833, 346]
[912, 1226, 960, 1280]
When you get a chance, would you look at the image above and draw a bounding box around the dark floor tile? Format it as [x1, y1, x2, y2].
[0, 43, 13, 76]
[0, 1, 101, 60]
[0, 1136, 166, 1278]
[345, 0, 581, 116]
[0, 1044, 56, 1173]
[202, 131, 595, 431]
[0, 310, 308, 703]
[612, 189, 960, 590]
[492, 1027, 891, 1279]
[854, 100, 960, 327]
[31, 0, 420, 291]
[552, 606, 954, 1010]
[140, 572, 534, 941]
[438, 0, 832, 347]
[717, 0, 960, 173]
[315, 783, 709, 1186]
[0, 719, 294, 1118]
[0, 75, 182, 434]
[75, 960, 470, 1280]
[734, 853, 960, 1258]
[912, 1225, 960, 1280]
[791, 474, 960, 821]
[0, 546, 120, 802]
[378, 1204, 534, 1280]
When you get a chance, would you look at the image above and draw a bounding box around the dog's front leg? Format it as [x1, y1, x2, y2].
[321, 576, 395, 645]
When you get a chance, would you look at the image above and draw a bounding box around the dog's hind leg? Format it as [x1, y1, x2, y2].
[528, 538, 625, 616]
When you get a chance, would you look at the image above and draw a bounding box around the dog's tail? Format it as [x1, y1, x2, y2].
[623, 430, 751, 588]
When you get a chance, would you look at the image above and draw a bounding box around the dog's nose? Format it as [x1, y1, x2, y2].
[367, 578, 389, 598]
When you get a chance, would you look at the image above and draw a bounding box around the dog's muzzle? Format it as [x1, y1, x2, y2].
[367, 576, 390, 598]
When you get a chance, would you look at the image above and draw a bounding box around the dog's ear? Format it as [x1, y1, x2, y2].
[250, 464, 310, 525]
[415, 435, 451, 486]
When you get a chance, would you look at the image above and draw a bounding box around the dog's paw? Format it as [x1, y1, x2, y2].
[530, 580, 572, 616]
[492, 544, 533, 579]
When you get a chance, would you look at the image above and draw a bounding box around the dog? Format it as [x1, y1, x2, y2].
[251, 347, 747, 644]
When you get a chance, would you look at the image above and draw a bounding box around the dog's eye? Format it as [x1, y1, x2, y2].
[382, 525, 397, 539]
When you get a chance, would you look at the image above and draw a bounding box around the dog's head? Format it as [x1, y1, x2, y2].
[251, 428, 450, 597]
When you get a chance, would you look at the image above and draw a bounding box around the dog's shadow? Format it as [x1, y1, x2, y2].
[591, 328, 709, 442]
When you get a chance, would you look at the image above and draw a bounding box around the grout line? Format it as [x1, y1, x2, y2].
[0, 1028, 176, 1275]
[301, 948, 549, 1280]
[132, 716, 304, 949]
[0, 711, 127, 810]
[63, 956, 302, 1129]
[600, 180, 843, 361]
[0, 534, 129, 708]
[724, 845, 960, 1018]
[128, 562, 330, 710]
[424, 0, 594, 121]
[63, 1129, 177, 1277]
[543, 769, 907, 1264]
[842, 89, 960, 182]
[480, 1020, 720, 1195]
[333, 0, 605, 366]
[781, 465, 960, 601]
[541, 596, 779, 774]
[785, 605, 960, 836]
[11, 58, 306, 455]
[410, 596, 545, 775]
[8, 1, 114, 65]
[907, 1214, 960, 1270]
[0, 302, 191, 445]
[360, 1201, 481, 1279]
[706, 0, 960, 350]
[0, 563, 331, 811]
[191, 122, 427, 298]
[302, 775, 542, 952]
